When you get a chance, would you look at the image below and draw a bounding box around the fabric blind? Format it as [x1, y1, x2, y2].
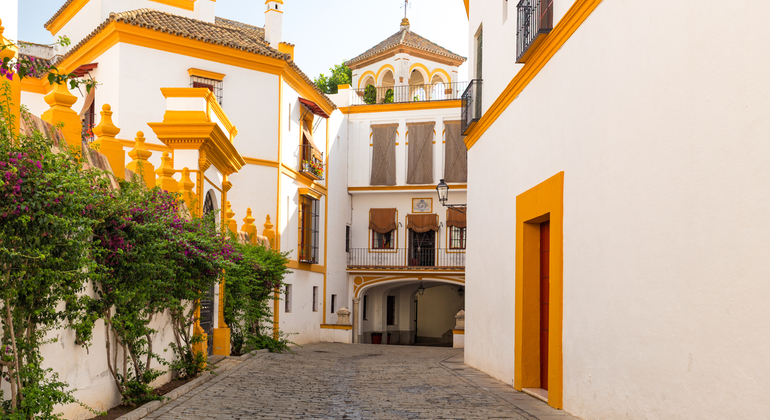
[302, 124, 323, 160]
[446, 208, 467, 228]
[369, 208, 397, 234]
[407, 122, 435, 185]
[443, 121, 467, 183]
[78, 88, 95, 118]
[406, 214, 439, 233]
[370, 124, 398, 185]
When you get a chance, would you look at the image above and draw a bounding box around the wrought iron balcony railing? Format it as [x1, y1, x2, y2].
[350, 82, 469, 106]
[347, 248, 465, 270]
[461, 79, 482, 135]
[299, 144, 324, 180]
[516, 0, 554, 63]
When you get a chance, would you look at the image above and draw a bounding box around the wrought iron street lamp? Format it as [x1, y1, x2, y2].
[436, 179, 466, 213]
[417, 282, 425, 297]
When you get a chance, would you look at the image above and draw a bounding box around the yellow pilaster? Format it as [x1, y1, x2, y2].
[178, 167, 198, 212]
[155, 152, 178, 193]
[0, 20, 20, 136]
[125, 131, 155, 187]
[40, 82, 80, 150]
[224, 201, 237, 234]
[192, 301, 207, 365]
[91, 104, 125, 178]
[241, 208, 257, 245]
[263, 215, 276, 250]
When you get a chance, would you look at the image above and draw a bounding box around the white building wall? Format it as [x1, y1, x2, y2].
[466, 1, 770, 419]
[0, 0, 17, 42]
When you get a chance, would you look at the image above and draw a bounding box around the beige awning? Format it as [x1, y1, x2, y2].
[369, 208, 397, 234]
[446, 208, 466, 228]
[406, 214, 439, 233]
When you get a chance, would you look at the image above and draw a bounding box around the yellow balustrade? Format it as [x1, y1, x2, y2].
[155, 152, 178, 193]
[178, 167, 198, 213]
[40, 82, 81, 150]
[224, 201, 237, 234]
[125, 131, 155, 187]
[240, 208, 257, 245]
[263, 215, 276, 250]
[91, 104, 125, 178]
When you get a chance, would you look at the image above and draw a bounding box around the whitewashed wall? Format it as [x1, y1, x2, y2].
[466, 1, 770, 419]
[0, 0, 17, 42]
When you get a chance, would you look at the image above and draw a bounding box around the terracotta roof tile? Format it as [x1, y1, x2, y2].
[51, 9, 334, 109]
[45, 0, 77, 29]
[346, 27, 466, 67]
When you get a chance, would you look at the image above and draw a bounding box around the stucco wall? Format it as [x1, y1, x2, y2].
[466, 0, 770, 419]
[416, 285, 463, 339]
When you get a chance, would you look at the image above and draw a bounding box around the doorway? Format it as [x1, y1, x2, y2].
[409, 229, 435, 267]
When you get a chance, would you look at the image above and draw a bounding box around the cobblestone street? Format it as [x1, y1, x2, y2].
[143, 343, 579, 420]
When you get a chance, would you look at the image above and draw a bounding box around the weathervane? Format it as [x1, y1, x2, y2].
[402, 0, 411, 19]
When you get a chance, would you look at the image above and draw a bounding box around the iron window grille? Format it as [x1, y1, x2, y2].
[191, 75, 223, 105]
[461, 79, 483, 135]
[346, 225, 351, 253]
[298, 194, 320, 264]
[450, 226, 467, 250]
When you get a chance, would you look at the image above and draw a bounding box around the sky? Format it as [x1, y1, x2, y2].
[17, 0, 469, 81]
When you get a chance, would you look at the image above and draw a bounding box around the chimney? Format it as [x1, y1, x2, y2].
[264, 0, 283, 49]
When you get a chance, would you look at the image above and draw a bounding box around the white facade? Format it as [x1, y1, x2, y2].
[465, 0, 770, 419]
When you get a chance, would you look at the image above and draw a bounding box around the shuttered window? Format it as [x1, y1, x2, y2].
[370, 124, 398, 185]
[443, 121, 467, 183]
[407, 122, 435, 184]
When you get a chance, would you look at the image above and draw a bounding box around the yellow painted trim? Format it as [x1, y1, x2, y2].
[340, 100, 461, 114]
[354, 274, 464, 298]
[119, 139, 172, 153]
[287, 260, 326, 274]
[320, 324, 353, 330]
[337, 84, 350, 90]
[323, 118, 330, 324]
[514, 172, 564, 409]
[357, 71, 377, 89]
[274, 75, 283, 339]
[160, 87, 238, 141]
[266, 0, 283, 4]
[409, 63, 431, 81]
[349, 184, 466, 192]
[368, 209, 399, 253]
[464, 0, 469, 18]
[376, 64, 396, 85]
[45, 0, 89, 35]
[150, 0, 196, 11]
[188, 68, 226, 81]
[280, 163, 328, 195]
[430, 68, 452, 84]
[20, 77, 48, 94]
[265, 9, 284, 14]
[56, 22, 334, 115]
[298, 187, 322, 200]
[243, 156, 280, 168]
[452, 329, 465, 335]
[445, 208, 466, 254]
[464, 0, 604, 149]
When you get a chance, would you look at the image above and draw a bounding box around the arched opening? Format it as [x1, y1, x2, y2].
[200, 188, 219, 355]
[410, 70, 426, 102]
[380, 70, 395, 104]
[356, 278, 464, 346]
[363, 84, 377, 105]
[431, 74, 447, 100]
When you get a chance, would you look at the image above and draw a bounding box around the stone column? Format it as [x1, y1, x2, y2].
[352, 297, 361, 344]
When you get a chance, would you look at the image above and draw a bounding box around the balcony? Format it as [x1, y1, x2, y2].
[347, 248, 465, 270]
[350, 82, 469, 106]
[516, 0, 554, 63]
[299, 143, 324, 180]
[461, 79, 483, 135]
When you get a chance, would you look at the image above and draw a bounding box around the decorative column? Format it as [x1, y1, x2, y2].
[40, 82, 80, 150]
[453, 310, 465, 349]
[0, 20, 21, 136]
[263, 215, 276, 250]
[125, 131, 155, 187]
[195, 154, 210, 218]
[155, 152, 178, 193]
[178, 168, 198, 213]
[91, 104, 125, 178]
[224, 201, 237, 234]
[221, 176, 232, 227]
[240, 208, 256, 244]
[352, 297, 361, 344]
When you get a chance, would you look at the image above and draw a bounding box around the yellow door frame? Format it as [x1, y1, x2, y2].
[514, 171, 564, 409]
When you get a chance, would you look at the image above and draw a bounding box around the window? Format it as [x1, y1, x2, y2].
[370, 124, 398, 185]
[312, 286, 318, 312]
[345, 225, 351, 252]
[372, 231, 394, 249]
[363, 295, 368, 320]
[369, 208, 397, 250]
[298, 194, 319, 264]
[503, 0, 509, 24]
[386, 296, 396, 325]
[190, 75, 223, 105]
[331, 294, 337, 314]
[300, 112, 324, 179]
[516, 0, 554, 63]
[450, 227, 467, 249]
[475, 29, 483, 80]
[285, 284, 292, 313]
[406, 122, 435, 185]
[443, 121, 468, 182]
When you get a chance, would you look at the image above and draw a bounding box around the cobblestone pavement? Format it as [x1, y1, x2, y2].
[145, 343, 580, 420]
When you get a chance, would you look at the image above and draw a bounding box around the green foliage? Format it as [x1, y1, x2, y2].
[0, 98, 105, 417]
[313, 61, 352, 94]
[363, 85, 377, 105]
[384, 88, 394, 104]
[224, 240, 292, 355]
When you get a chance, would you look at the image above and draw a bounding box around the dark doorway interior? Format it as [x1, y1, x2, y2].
[409, 230, 435, 267]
